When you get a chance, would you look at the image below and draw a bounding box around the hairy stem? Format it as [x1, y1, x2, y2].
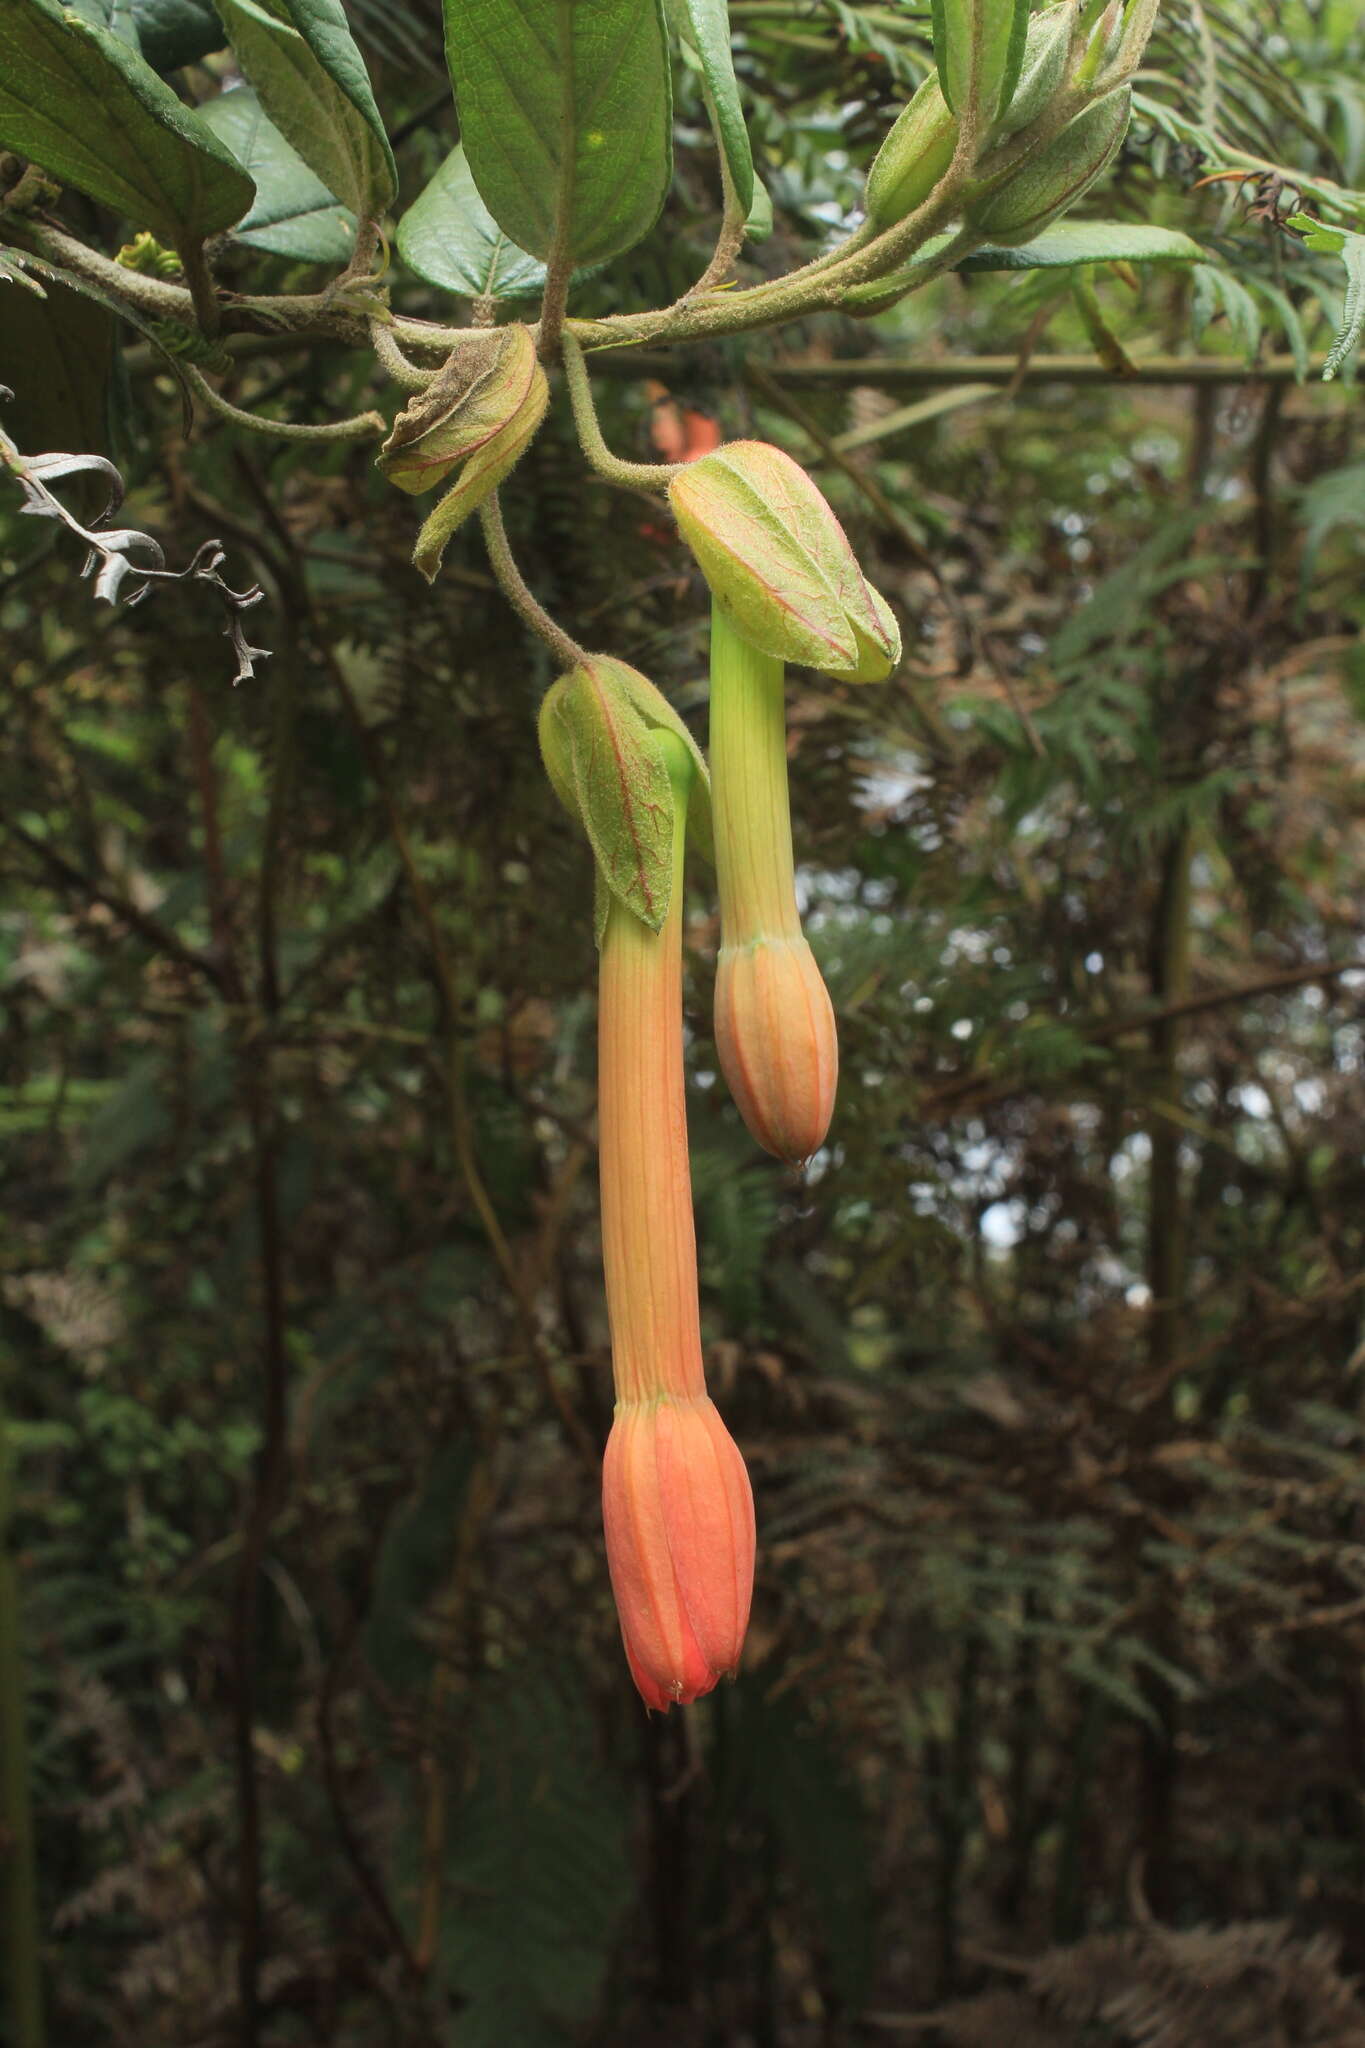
[184, 365, 384, 442]
[178, 235, 221, 339]
[369, 318, 434, 392]
[479, 493, 585, 669]
[560, 333, 679, 489]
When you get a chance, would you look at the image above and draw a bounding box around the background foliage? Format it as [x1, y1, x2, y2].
[2, 2, 1364, 2042]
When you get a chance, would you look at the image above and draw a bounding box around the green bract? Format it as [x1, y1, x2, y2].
[669, 442, 901, 682]
[933, 0, 1030, 127]
[993, 1, 1078, 143]
[864, 72, 958, 230]
[539, 656, 712, 934]
[967, 86, 1131, 246]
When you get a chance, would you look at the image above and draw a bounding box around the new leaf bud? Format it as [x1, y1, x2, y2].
[993, 1, 1078, 142]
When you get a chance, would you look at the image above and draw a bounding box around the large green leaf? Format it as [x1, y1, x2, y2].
[396, 146, 546, 299]
[671, 0, 753, 213]
[66, 0, 226, 72]
[0, 0, 254, 244]
[441, 0, 672, 269]
[196, 83, 357, 262]
[211, 0, 395, 218]
[276, 0, 395, 204]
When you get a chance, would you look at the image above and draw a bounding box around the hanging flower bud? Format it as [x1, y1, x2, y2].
[864, 71, 959, 229]
[376, 324, 550, 582]
[669, 441, 900, 682]
[966, 86, 1131, 245]
[593, 731, 755, 1708]
[709, 603, 838, 1166]
[715, 937, 837, 1167]
[602, 1394, 755, 1710]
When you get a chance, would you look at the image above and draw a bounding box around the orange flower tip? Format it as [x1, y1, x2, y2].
[714, 937, 838, 1166]
[603, 1395, 756, 1711]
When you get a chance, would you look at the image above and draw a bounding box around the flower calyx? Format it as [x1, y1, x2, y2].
[538, 655, 712, 939]
[669, 441, 900, 682]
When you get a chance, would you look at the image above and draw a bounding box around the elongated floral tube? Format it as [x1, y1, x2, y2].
[709, 601, 838, 1166]
[598, 736, 755, 1708]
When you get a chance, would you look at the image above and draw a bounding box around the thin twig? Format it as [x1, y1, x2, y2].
[184, 363, 385, 442]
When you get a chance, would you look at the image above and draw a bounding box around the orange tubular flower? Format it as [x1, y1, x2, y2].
[709, 602, 838, 1165]
[597, 736, 755, 1709]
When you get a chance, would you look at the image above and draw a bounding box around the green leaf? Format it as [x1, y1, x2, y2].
[211, 0, 395, 218]
[959, 221, 1207, 271]
[66, 0, 226, 72]
[397, 145, 547, 299]
[671, 0, 754, 212]
[1289, 213, 1365, 382]
[1296, 459, 1365, 590]
[1246, 276, 1311, 383]
[551, 659, 678, 931]
[845, 222, 1204, 314]
[0, 0, 254, 244]
[195, 83, 357, 262]
[441, 0, 673, 269]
